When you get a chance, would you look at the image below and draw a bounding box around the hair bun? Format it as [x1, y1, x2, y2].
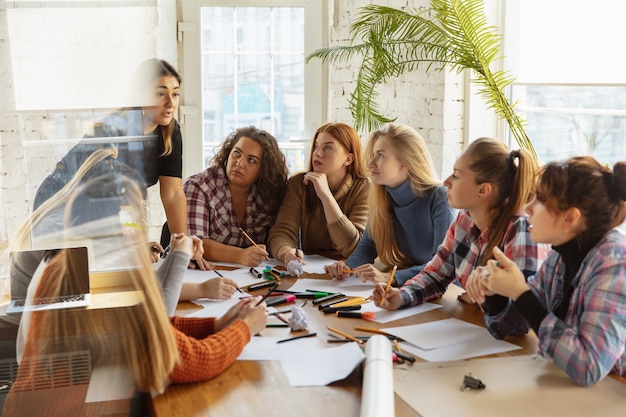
[611, 162, 626, 201]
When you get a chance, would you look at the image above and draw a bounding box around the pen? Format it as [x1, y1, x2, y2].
[317, 297, 349, 310]
[239, 227, 271, 261]
[213, 269, 224, 277]
[255, 282, 279, 306]
[247, 281, 277, 291]
[266, 323, 289, 328]
[312, 293, 345, 305]
[274, 312, 290, 324]
[160, 244, 170, 259]
[270, 267, 286, 277]
[380, 265, 397, 305]
[322, 305, 362, 314]
[327, 326, 364, 344]
[277, 332, 317, 344]
[336, 311, 375, 319]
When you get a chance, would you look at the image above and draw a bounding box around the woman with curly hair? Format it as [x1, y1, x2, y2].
[183, 126, 289, 268]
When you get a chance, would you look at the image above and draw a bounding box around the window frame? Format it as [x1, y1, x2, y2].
[179, 0, 326, 177]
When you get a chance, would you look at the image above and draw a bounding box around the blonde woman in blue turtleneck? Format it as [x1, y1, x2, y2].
[325, 124, 456, 286]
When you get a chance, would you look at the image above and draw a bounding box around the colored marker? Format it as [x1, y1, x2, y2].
[336, 311, 375, 319]
[265, 294, 296, 307]
[322, 305, 362, 314]
[313, 293, 345, 305]
[317, 297, 349, 310]
[249, 267, 263, 279]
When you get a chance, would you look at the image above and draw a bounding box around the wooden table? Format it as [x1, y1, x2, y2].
[149, 275, 543, 417]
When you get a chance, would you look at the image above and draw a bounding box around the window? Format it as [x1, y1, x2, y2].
[180, 0, 324, 177]
[4, 1, 160, 110]
[501, 0, 626, 164]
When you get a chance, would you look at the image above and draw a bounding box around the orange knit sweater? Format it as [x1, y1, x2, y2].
[168, 316, 251, 383]
[3, 317, 251, 417]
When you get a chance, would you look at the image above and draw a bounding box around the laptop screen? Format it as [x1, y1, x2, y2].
[7, 246, 91, 314]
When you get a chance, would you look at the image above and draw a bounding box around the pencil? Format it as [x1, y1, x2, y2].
[277, 332, 317, 344]
[255, 282, 279, 306]
[327, 326, 363, 344]
[239, 227, 271, 261]
[354, 326, 390, 335]
[330, 296, 372, 308]
[380, 265, 397, 305]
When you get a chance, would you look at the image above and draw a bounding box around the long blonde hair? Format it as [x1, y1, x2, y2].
[365, 124, 442, 267]
[10, 153, 179, 394]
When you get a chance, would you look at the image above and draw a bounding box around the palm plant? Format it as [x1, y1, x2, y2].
[306, 0, 537, 159]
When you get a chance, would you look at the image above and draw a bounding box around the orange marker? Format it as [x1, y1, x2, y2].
[336, 311, 375, 319]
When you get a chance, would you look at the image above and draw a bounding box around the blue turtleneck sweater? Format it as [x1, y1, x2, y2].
[345, 180, 456, 285]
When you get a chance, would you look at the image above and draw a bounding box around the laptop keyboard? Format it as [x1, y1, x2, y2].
[13, 294, 86, 307]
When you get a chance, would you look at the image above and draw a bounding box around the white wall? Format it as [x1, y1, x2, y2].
[0, 0, 465, 246]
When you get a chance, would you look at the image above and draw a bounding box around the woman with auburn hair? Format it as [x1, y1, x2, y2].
[3, 172, 268, 417]
[325, 123, 455, 285]
[268, 122, 370, 264]
[374, 137, 548, 311]
[466, 156, 626, 386]
[182, 126, 289, 271]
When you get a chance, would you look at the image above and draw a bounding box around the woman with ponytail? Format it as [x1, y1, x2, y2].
[466, 156, 626, 386]
[374, 138, 548, 310]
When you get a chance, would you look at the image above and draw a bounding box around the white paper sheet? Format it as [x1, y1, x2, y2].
[279, 342, 366, 386]
[286, 277, 374, 298]
[394, 355, 626, 417]
[186, 297, 241, 318]
[208, 254, 335, 275]
[398, 336, 520, 362]
[183, 267, 267, 288]
[359, 302, 443, 324]
[237, 335, 326, 361]
[384, 318, 491, 350]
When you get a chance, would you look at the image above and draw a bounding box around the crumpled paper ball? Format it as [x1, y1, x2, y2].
[288, 305, 309, 331]
[287, 259, 304, 277]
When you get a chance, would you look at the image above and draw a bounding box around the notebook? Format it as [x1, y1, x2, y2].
[6, 247, 91, 314]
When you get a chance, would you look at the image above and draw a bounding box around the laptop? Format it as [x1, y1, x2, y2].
[6, 247, 91, 314]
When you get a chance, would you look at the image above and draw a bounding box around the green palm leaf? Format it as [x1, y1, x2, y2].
[306, 0, 536, 159]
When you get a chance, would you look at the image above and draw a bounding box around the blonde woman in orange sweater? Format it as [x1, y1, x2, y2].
[4, 172, 267, 417]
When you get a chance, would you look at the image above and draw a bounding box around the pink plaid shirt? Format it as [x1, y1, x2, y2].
[184, 166, 274, 247]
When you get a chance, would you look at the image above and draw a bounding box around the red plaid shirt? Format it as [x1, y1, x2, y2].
[184, 166, 274, 247]
[400, 210, 548, 307]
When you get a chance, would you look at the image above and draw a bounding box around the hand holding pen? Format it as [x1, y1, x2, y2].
[324, 261, 352, 279]
[281, 246, 304, 265]
[373, 266, 401, 310]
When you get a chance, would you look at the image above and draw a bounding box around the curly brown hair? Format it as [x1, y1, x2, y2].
[211, 126, 289, 214]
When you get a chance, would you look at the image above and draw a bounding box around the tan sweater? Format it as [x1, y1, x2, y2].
[268, 172, 370, 260]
